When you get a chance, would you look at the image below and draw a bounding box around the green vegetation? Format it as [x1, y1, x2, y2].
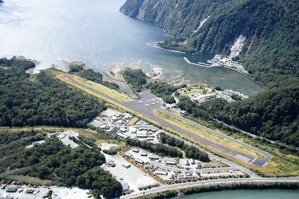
[76, 167, 122, 199]
[103, 148, 121, 155]
[123, 68, 147, 92]
[0, 58, 105, 127]
[0, 57, 35, 69]
[122, 68, 185, 103]
[0, 130, 44, 159]
[135, 190, 178, 199]
[126, 138, 183, 158]
[159, 133, 210, 162]
[154, 110, 264, 160]
[55, 71, 131, 102]
[178, 86, 299, 148]
[121, 0, 299, 88]
[70, 66, 120, 90]
[146, 81, 185, 104]
[0, 131, 122, 198]
[69, 64, 84, 73]
[121, 0, 299, 149]
[76, 69, 103, 83]
[70, 135, 98, 148]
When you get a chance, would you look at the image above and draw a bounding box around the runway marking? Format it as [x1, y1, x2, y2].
[250, 158, 257, 164]
[236, 154, 250, 162]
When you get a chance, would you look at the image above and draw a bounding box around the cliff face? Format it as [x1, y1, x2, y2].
[121, 0, 299, 87]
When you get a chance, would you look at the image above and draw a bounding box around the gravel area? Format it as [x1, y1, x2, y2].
[102, 154, 158, 192]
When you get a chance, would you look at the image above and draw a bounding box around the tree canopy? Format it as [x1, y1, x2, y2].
[0, 58, 104, 127]
[0, 134, 122, 198]
[178, 86, 299, 147]
[123, 68, 147, 92]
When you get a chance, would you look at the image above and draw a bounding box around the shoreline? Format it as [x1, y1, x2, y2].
[183, 57, 214, 68]
[122, 180, 299, 199]
[152, 45, 267, 89]
[148, 42, 186, 54]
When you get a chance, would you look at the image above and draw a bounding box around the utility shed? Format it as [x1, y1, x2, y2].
[135, 158, 144, 165]
[144, 164, 153, 170]
[116, 132, 128, 139]
[121, 181, 129, 192]
[122, 163, 131, 168]
[6, 186, 17, 193]
[148, 155, 159, 160]
[155, 170, 168, 175]
[166, 160, 176, 165]
[125, 152, 132, 158]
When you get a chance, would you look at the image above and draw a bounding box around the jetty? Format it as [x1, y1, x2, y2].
[183, 57, 213, 68]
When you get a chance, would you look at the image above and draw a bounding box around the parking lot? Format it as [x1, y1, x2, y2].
[0, 186, 49, 199]
[0, 185, 91, 199]
[102, 154, 158, 192]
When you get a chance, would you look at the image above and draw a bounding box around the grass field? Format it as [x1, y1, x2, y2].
[202, 159, 228, 168]
[154, 110, 264, 159]
[6, 175, 52, 185]
[153, 110, 299, 177]
[0, 168, 52, 185]
[50, 69, 132, 102]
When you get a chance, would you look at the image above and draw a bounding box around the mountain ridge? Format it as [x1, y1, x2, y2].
[121, 0, 299, 147]
[120, 0, 299, 88]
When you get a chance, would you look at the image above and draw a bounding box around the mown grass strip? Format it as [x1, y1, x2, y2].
[153, 110, 299, 177]
[154, 110, 264, 159]
[51, 69, 132, 102]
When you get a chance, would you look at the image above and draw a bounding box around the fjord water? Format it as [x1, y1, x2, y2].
[0, 0, 263, 95]
[174, 189, 299, 199]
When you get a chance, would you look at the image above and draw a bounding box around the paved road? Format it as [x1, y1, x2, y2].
[63, 77, 271, 168]
[121, 177, 299, 199]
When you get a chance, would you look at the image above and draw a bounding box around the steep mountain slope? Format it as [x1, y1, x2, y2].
[177, 85, 299, 147]
[121, 0, 299, 147]
[121, 0, 299, 87]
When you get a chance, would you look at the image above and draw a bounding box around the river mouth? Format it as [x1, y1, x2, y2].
[0, 0, 264, 96]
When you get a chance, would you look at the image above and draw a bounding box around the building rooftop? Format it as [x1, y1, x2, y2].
[6, 186, 17, 193]
[116, 133, 128, 139]
[120, 181, 129, 192]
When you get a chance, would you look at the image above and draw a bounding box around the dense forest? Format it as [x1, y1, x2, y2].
[121, 0, 299, 88]
[177, 86, 299, 147]
[0, 133, 122, 198]
[121, 0, 299, 147]
[0, 57, 104, 127]
[69, 64, 120, 90]
[159, 133, 210, 162]
[122, 68, 147, 92]
[126, 138, 183, 158]
[146, 81, 185, 104]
